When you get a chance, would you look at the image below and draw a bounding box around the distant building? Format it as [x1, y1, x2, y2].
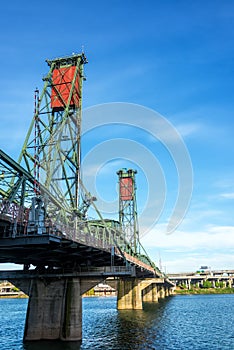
[0, 281, 27, 297]
[93, 283, 116, 296]
[197, 266, 211, 275]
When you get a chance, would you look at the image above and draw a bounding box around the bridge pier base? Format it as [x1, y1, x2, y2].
[24, 278, 82, 341]
[158, 286, 166, 299]
[117, 277, 142, 310]
[142, 283, 158, 302]
[117, 277, 174, 310]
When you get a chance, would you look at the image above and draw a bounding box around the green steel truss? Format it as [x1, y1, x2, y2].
[18, 53, 87, 223]
[0, 53, 159, 273]
[117, 169, 140, 255]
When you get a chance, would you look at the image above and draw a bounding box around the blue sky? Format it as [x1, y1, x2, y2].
[0, 0, 233, 272]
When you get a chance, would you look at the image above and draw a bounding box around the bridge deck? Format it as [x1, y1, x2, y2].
[0, 233, 121, 267]
[0, 231, 159, 278]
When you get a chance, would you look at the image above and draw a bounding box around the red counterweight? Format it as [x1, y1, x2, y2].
[51, 66, 80, 110]
[120, 177, 133, 201]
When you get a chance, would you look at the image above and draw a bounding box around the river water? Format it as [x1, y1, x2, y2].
[0, 294, 233, 350]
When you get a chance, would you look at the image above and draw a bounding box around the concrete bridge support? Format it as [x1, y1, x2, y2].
[142, 283, 158, 303]
[188, 279, 191, 290]
[117, 277, 142, 310]
[158, 285, 166, 299]
[23, 277, 102, 341]
[117, 278, 174, 310]
[24, 278, 82, 341]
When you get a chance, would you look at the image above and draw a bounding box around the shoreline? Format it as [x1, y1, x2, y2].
[1, 289, 234, 299]
[0, 293, 28, 299]
[175, 287, 234, 295]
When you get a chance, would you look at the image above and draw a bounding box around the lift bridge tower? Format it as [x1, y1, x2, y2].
[117, 168, 140, 255]
[18, 53, 88, 226]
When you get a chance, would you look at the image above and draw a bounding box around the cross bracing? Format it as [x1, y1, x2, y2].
[0, 53, 159, 275]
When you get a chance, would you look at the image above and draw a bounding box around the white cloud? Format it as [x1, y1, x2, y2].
[163, 253, 234, 274]
[220, 192, 234, 199]
[141, 224, 234, 251]
[175, 122, 201, 138]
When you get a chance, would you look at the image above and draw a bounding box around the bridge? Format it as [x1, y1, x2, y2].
[168, 270, 234, 289]
[0, 53, 174, 342]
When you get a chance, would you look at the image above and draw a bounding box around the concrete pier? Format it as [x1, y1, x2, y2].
[158, 286, 166, 299]
[142, 283, 158, 302]
[24, 277, 102, 341]
[24, 278, 82, 341]
[5, 272, 174, 341]
[117, 278, 143, 310]
[117, 277, 173, 310]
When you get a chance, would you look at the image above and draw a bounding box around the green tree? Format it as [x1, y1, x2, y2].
[203, 280, 213, 288]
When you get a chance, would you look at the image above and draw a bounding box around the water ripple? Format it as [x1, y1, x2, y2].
[0, 294, 233, 349]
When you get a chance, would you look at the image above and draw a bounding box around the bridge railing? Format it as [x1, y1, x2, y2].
[0, 198, 126, 253]
[0, 198, 159, 274]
